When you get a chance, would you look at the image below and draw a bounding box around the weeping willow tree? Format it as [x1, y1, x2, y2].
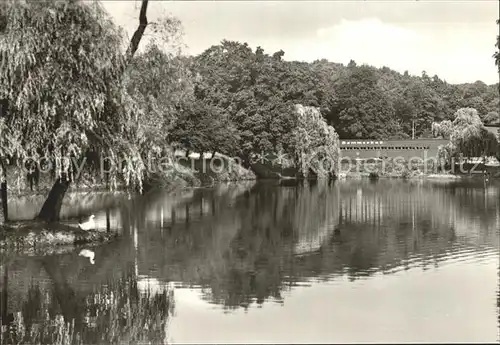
[433, 108, 499, 166]
[450, 108, 498, 160]
[0, 0, 157, 222]
[431, 120, 452, 139]
[0, 104, 13, 224]
[123, 28, 194, 173]
[0, 3, 13, 224]
[494, 19, 499, 90]
[1, 273, 175, 345]
[291, 104, 340, 178]
[436, 143, 456, 171]
[484, 111, 500, 126]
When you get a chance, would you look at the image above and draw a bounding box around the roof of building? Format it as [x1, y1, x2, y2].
[339, 139, 448, 146]
[485, 126, 500, 139]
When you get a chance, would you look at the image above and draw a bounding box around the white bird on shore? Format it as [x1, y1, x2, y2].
[78, 215, 96, 231]
[79, 249, 95, 264]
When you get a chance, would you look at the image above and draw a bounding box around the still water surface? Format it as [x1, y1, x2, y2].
[1, 179, 499, 343]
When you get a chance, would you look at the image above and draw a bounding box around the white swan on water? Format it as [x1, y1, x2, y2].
[78, 215, 96, 231]
[79, 249, 95, 264]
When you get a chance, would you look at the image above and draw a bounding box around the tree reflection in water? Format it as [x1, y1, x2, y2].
[147, 180, 499, 311]
[1, 265, 174, 345]
[1, 179, 499, 342]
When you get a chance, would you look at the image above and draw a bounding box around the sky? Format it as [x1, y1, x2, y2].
[101, 0, 500, 85]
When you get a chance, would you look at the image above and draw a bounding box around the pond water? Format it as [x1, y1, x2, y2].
[1, 179, 499, 344]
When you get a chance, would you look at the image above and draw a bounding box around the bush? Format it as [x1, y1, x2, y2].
[144, 163, 201, 191]
[401, 169, 411, 179]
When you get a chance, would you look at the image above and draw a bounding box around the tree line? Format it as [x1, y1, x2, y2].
[0, 0, 499, 223]
[171, 40, 500, 156]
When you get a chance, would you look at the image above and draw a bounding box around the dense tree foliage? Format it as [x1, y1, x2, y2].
[432, 120, 453, 140]
[185, 39, 499, 172]
[0, 0, 137, 222]
[190, 41, 298, 164]
[121, 40, 193, 176]
[191, 42, 498, 144]
[2, 271, 174, 344]
[495, 19, 500, 77]
[0, 0, 125, 171]
[484, 111, 500, 125]
[449, 108, 497, 158]
[0, 2, 498, 224]
[169, 98, 239, 157]
[292, 105, 340, 178]
[433, 108, 499, 161]
[0, 0, 183, 221]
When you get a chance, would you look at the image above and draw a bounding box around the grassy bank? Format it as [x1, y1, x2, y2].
[5, 156, 496, 201]
[340, 159, 500, 180]
[5, 167, 114, 197]
[0, 222, 117, 257]
[5, 153, 256, 198]
[145, 153, 256, 191]
[184, 154, 256, 184]
[0, 154, 254, 253]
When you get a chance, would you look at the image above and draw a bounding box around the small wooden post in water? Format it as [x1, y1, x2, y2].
[106, 208, 111, 233]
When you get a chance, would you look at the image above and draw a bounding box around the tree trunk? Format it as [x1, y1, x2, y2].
[239, 154, 251, 169]
[41, 258, 83, 341]
[0, 182, 7, 225]
[27, 165, 40, 190]
[36, 173, 70, 222]
[0, 101, 8, 226]
[0, 158, 7, 225]
[171, 207, 176, 224]
[1, 264, 7, 325]
[126, 0, 149, 61]
[106, 208, 111, 233]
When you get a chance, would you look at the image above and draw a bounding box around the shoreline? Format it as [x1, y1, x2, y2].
[1, 159, 497, 255]
[0, 172, 496, 257]
[5, 170, 497, 199]
[0, 159, 257, 254]
[341, 172, 497, 180]
[0, 223, 118, 258]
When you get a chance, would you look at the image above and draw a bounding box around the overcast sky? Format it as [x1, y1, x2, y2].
[102, 0, 499, 85]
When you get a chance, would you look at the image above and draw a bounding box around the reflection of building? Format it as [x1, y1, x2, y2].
[337, 183, 500, 244]
[290, 182, 500, 289]
[338, 189, 426, 225]
[339, 192, 384, 225]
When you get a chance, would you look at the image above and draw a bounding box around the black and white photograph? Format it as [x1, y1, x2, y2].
[0, 0, 499, 343]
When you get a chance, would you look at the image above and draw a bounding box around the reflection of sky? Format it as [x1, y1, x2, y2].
[3, 180, 499, 343]
[169, 255, 499, 343]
